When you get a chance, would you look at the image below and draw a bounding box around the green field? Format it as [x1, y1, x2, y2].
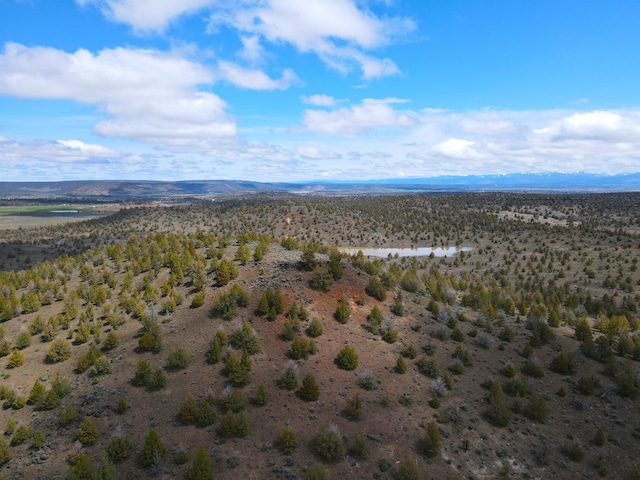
[0, 205, 86, 215]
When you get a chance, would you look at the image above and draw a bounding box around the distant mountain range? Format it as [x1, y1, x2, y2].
[0, 173, 639, 199]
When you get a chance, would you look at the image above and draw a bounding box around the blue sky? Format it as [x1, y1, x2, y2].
[1, 0, 639, 182]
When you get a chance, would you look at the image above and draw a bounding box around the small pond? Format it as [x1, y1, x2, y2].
[339, 246, 472, 258]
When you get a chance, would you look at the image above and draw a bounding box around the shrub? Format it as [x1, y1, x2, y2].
[138, 333, 158, 352]
[275, 427, 298, 454]
[313, 424, 343, 462]
[190, 292, 205, 309]
[593, 428, 607, 447]
[382, 328, 399, 344]
[576, 374, 600, 395]
[76, 345, 103, 373]
[500, 364, 518, 378]
[503, 376, 527, 397]
[348, 433, 369, 458]
[14, 331, 31, 350]
[561, 440, 585, 462]
[366, 306, 384, 332]
[521, 356, 545, 378]
[167, 347, 192, 370]
[431, 378, 449, 397]
[28, 380, 46, 407]
[550, 351, 578, 375]
[223, 351, 251, 387]
[344, 394, 362, 419]
[310, 266, 334, 291]
[395, 356, 407, 374]
[102, 332, 119, 351]
[106, 436, 133, 463]
[396, 457, 423, 480]
[206, 339, 222, 364]
[452, 345, 473, 366]
[336, 345, 358, 370]
[526, 393, 549, 422]
[499, 326, 516, 342]
[59, 405, 79, 426]
[32, 430, 45, 450]
[334, 296, 351, 324]
[132, 360, 152, 387]
[420, 421, 441, 458]
[76, 417, 99, 446]
[217, 412, 248, 438]
[147, 368, 168, 390]
[230, 322, 261, 354]
[6, 347, 24, 368]
[290, 338, 317, 360]
[188, 446, 213, 480]
[357, 371, 377, 390]
[278, 363, 298, 390]
[90, 356, 113, 376]
[51, 372, 71, 398]
[307, 319, 324, 337]
[140, 430, 166, 468]
[211, 285, 249, 320]
[0, 339, 11, 357]
[298, 373, 320, 401]
[180, 393, 198, 425]
[485, 382, 512, 427]
[253, 382, 270, 406]
[417, 357, 438, 378]
[400, 344, 417, 359]
[115, 398, 128, 414]
[304, 463, 331, 480]
[615, 363, 640, 398]
[365, 277, 386, 301]
[10, 425, 31, 446]
[195, 395, 217, 427]
[0, 437, 13, 466]
[219, 386, 247, 413]
[47, 339, 71, 363]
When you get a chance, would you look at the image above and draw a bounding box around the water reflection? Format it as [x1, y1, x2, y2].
[340, 247, 472, 258]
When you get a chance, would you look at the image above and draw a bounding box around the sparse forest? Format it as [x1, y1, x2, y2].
[0, 192, 639, 479]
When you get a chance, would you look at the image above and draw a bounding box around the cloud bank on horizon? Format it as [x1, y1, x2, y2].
[0, 0, 639, 181]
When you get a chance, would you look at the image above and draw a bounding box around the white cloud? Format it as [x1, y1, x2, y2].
[434, 138, 480, 159]
[78, 0, 413, 79]
[301, 94, 336, 107]
[550, 111, 640, 141]
[303, 98, 417, 134]
[0, 42, 236, 147]
[209, 0, 413, 78]
[401, 108, 640, 176]
[237, 36, 265, 64]
[217, 61, 299, 90]
[459, 117, 517, 135]
[296, 146, 342, 160]
[77, 0, 215, 32]
[57, 139, 120, 157]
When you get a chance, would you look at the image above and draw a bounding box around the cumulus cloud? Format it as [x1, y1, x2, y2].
[301, 94, 336, 107]
[434, 138, 480, 159]
[296, 146, 342, 160]
[78, 0, 413, 79]
[217, 62, 299, 90]
[0, 137, 120, 162]
[208, 0, 413, 78]
[401, 108, 640, 176]
[237, 36, 266, 64]
[0, 42, 236, 147]
[76, 0, 215, 32]
[540, 110, 640, 141]
[303, 98, 417, 134]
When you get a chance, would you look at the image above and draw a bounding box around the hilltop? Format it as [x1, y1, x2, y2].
[0, 193, 638, 479]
